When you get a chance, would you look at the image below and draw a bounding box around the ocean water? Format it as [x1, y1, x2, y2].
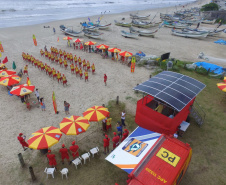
[0, 0, 195, 28]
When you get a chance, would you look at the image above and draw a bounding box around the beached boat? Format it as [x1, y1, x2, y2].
[164, 22, 189, 29]
[81, 22, 99, 32]
[201, 19, 216, 24]
[121, 30, 139, 39]
[60, 25, 66, 31]
[171, 29, 209, 38]
[97, 23, 111, 30]
[83, 30, 103, 39]
[114, 20, 132, 27]
[183, 28, 225, 36]
[131, 19, 153, 28]
[130, 13, 151, 20]
[62, 28, 83, 37]
[129, 27, 158, 37]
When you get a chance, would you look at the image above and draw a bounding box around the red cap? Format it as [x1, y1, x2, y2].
[105, 135, 108, 138]
[104, 74, 106, 76]
[62, 144, 65, 147]
[124, 129, 128, 132]
[113, 132, 117, 136]
[19, 133, 23, 136]
[48, 150, 51, 153]
[72, 141, 75, 145]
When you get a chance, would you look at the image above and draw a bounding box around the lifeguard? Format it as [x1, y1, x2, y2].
[31, 56, 34, 65]
[79, 68, 83, 79]
[48, 52, 51, 61]
[84, 70, 88, 82]
[59, 57, 63, 67]
[67, 53, 70, 61]
[59, 49, 63, 57]
[52, 68, 57, 79]
[87, 61, 90, 71]
[45, 50, 48, 58]
[64, 60, 68, 69]
[44, 64, 48, 74]
[48, 67, 52, 77]
[57, 71, 62, 83]
[55, 56, 59, 64]
[74, 55, 77, 64]
[40, 62, 45, 71]
[78, 57, 82, 67]
[51, 54, 54, 62]
[24, 65, 28, 75]
[37, 60, 41, 69]
[70, 63, 75, 74]
[82, 59, 86, 69]
[40, 49, 44, 56]
[70, 53, 73, 63]
[27, 54, 31, 62]
[75, 65, 79, 76]
[62, 74, 67, 86]
[63, 51, 67, 59]
[91, 63, 95, 74]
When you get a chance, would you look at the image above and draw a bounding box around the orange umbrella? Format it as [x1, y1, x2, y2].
[83, 106, 109, 122]
[74, 38, 83, 43]
[0, 70, 16, 77]
[10, 84, 35, 96]
[119, 51, 133, 57]
[217, 82, 226, 92]
[63, 36, 73, 40]
[84, 41, 96, 46]
[96, 44, 109, 50]
[108, 48, 121, 53]
[27, 126, 62, 149]
[0, 75, 21, 86]
[60, 115, 90, 135]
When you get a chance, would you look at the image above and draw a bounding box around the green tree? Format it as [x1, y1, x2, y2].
[201, 3, 219, 11]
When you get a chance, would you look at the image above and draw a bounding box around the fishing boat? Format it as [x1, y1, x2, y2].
[88, 22, 111, 30]
[62, 28, 83, 37]
[129, 27, 158, 37]
[121, 30, 139, 39]
[114, 20, 132, 27]
[164, 22, 189, 29]
[60, 25, 66, 31]
[201, 19, 216, 24]
[81, 22, 99, 32]
[171, 29, 209, 38]
[130, 13, 151, 20]
[183, 28, 225, 36]
[83, 30, 103, 39]
[131, 19, 153, 28]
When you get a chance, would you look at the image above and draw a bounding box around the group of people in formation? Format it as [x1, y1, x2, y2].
[40, 47, 96, 82]
[22, 52, 68, 86]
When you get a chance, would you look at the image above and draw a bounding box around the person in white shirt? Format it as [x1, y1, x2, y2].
[121, 110, 126, 127]
[35, 89, 39, 101]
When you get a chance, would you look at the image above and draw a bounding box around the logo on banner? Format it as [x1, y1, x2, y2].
[122, 138, 148, 157]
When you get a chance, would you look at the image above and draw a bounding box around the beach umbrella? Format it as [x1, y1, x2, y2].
[0, 63, 6, 69]
[223, 77, 226, 83]
[108, 48, 121, 53]
[27, 126, 62, 150]
[83, 106, 109, 122]
[0, 70, 16, 77]
[217, 82, 226, 92]
[96, 44, 109, 50]
[63, 36, 73, 40]
[84, 41, 96, 46]
[119, 51, 133, 57]
[0, 75, 21, 86]
[10, 84, 35, 96]
[74, 38, 83, 43]
[59, 115, 90, 135]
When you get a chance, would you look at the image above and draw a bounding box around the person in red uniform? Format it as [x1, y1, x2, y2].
[46, 150, 57, 168]
[59, 144, 70, 164]
[103, 135, 110, 154]
[69, 141, 79, 160]
[17, 133, 29, 151]
[104, 74, 107, 86]
[112, 132, 120, 150]
[121, 129, 129, 142]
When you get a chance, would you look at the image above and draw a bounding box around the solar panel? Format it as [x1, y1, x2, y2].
[133, 71, 206, 111]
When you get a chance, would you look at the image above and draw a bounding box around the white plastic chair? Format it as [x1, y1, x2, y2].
[44, 167, 56, 179]
[90, 147, 99, 158]
[60, 168, 68, 179]
[81, 152, 91, 164]
[72, 157, 82, 169]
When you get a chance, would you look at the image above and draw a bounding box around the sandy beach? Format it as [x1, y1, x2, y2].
[0, 0, 225, 184]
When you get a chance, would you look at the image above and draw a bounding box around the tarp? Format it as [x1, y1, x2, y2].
[195, 62, 224, 74]
[105, 126, 161, 174]
[214, 39, 226, 45]
[135, 51, 146, 58]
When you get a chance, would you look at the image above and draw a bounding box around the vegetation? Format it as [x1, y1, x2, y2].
[201, 3, 219, 11]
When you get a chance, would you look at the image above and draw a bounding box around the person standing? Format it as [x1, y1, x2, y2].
[35, 89, 39, 101]
[103, 135, 110, 154]
[121, 129, 129, 142]
[23, 65, 28, 75]
[53, 27, 56, 34]
[112, 132, 120, 150]
[116, 122, 122, 138]
[102, 117, 107, 132]
[69, 141, 79, 160]
[91, 63, 95, 74]
[59, 144, 70, 164]
[47, 150, 57, 168]
[17, 133, 29, 151]
[84, 70, 88, 82]
[64, 101, 70, 115]
[104, 74, 107, 86]
[121, 110, 126, 127]
[39, 97, 46, 111]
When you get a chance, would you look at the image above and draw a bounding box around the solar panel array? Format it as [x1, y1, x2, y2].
[133, 71, 206, 111]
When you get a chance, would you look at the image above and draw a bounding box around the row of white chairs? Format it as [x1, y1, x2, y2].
[44, 147, 99, 179]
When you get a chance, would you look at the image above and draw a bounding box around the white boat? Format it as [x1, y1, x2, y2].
[164, 23, 189, 29]
[97, 23, 111, 30]
[83, 30, 103, 39]
[183, 28, 225, 36]
[201, 19, 216, 24]
[129, 27, 158, 37]
[114, 20, 132, 27]
[171, 29, 209, 38]
[62, 29, 83, 37]
[121, 30, 139, 39]
[130, 13, 151, 20]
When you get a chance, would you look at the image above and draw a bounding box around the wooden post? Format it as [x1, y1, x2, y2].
[149, 75, 152, 78]
[29, 166, 36, 181]
[207, 68, 210, 75]
[116, 96, 119, 105]
[135, 84, 139, 94]
[18, 153, 25, 167]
